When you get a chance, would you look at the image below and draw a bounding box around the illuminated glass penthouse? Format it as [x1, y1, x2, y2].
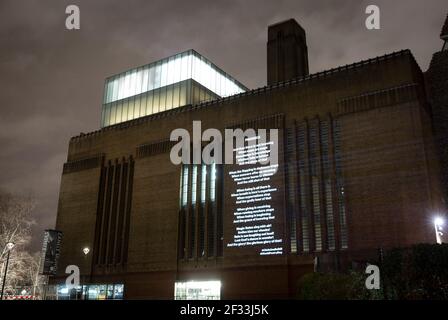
[101, 49, 248, 127]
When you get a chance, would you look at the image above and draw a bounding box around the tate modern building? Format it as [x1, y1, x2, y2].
[50, 17, 448, 299]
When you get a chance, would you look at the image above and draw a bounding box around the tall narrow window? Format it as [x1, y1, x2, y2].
[199, 164, 206, 257]
[286, 128, 297, 253]
[182, 166, 189, 207]
[312, 176, 322, 252]
[191, 165, 198, 205]
[93, 157, 133, 267]
[310, 122, 322, 252]
[333, 119, 348, 249]
[321, 120, 336, 251]
[178, 162, 222, 260]
[201, 165, 207, 203]
[207, 162, 218, 257]
[179, 166, 184, 206]
[295, 118, 347, 254]
[210, 162, 216, 202]
[298, 123, 309, 252]
[188, 166, 197, 258]
[288, 173, 297, 253]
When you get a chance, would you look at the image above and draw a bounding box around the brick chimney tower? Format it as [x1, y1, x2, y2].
[426, 14, 448, 202]
[267, 19, 309, 85]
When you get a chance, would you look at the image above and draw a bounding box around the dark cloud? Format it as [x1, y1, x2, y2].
[0, 0, 446, 251]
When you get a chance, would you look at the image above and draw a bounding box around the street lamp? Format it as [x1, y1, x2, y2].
[434, 217, 445, 244]
[1, 242, 15, 300]
[81, 247, 90, 300]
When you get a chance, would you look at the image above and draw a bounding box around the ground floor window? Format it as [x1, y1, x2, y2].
[174, 280, 221, 300]
[55, 283, 124, 300]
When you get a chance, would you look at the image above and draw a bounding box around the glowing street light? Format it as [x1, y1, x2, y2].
[434, 217, 445, 244]
[81, 247, 90, 300]
[1, 242, 15, 300]
[435, 217, 444, 227]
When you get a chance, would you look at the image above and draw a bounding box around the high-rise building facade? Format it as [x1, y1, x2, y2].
[51, 18, 447, 299]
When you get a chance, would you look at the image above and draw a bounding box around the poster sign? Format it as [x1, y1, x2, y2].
[40, 229, 63, 275]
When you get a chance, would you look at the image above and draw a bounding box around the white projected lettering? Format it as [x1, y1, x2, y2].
[227, 136, 283, 256]
[234, 141, 273, 164]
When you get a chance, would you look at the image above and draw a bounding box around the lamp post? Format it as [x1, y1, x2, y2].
[1, 242, 15, 300]
[81, 247, 90, 300]
[434, 217, 445, 244]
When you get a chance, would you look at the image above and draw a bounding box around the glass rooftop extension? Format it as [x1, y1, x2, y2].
[101, 49, 248, 127]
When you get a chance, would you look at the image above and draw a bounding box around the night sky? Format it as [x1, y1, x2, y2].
[0, 0, 446, 251]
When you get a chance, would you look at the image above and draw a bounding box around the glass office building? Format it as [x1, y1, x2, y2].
[101, 49, 248, 127]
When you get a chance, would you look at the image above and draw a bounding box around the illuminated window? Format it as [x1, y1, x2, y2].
[101, 50, 247, 127]
[182, 166, 189, 207]
[174, 281, 221, 300]
[210, 162, 216, 202]
[191, 165, 198, 205]
[201, 165, 207, 203]
[56, 284, 124, 300]
[179, 163, 222, 259]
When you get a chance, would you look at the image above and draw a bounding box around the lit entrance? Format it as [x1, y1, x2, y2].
[174, 280, 221, 300]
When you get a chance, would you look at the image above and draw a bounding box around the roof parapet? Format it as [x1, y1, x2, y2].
[70, 49, 417, 143]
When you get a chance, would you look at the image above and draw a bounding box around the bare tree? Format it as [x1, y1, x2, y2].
[0, 190, 36, 296]
[28, 252, 45, 298]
